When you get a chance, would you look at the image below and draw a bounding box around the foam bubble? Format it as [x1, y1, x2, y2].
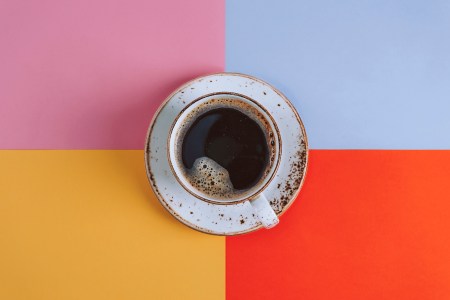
[187, 157, 234, 198]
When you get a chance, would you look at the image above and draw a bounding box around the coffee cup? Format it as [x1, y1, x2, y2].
[168, 92, 282, 228]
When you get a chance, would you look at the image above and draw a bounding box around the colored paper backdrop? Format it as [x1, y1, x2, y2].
[1, 0, 449, 299]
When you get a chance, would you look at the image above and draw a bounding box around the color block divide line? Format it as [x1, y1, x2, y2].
[226, 150, 450, 300]
[0, 150, 225, 300]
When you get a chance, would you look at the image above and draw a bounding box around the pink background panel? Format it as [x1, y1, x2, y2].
[0, 0, 224, 149]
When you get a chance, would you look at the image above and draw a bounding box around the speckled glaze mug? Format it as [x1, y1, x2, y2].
[168, 92, 281, 228]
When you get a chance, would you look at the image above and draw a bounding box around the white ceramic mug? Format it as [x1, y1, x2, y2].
[167, 92, 282, 228]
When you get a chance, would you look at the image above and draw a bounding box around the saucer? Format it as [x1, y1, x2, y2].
[145, 73, 308, 235]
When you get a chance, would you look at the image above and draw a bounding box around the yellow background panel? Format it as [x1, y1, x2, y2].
[0, 151, 224, 300]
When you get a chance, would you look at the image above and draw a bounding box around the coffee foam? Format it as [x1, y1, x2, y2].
[175, 96, 278, 200]
[187, 157, 235, 198]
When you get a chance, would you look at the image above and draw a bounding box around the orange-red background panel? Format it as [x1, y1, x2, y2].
[226, 150, 450, 300]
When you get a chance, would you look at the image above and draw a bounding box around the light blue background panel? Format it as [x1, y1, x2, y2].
[226, 0, 450, 149]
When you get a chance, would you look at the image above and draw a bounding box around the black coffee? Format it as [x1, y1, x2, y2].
[181, 108, 269, 190]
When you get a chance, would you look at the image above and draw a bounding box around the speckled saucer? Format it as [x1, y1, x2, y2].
[144, 73, 308, 235]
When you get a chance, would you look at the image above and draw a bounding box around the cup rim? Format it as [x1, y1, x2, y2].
[166, 91, 283, 205]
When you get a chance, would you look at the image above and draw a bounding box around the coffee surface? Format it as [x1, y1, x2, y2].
[181, 108, 269, 190]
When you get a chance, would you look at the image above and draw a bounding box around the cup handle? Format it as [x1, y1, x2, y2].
[250, 193, 279, 229]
